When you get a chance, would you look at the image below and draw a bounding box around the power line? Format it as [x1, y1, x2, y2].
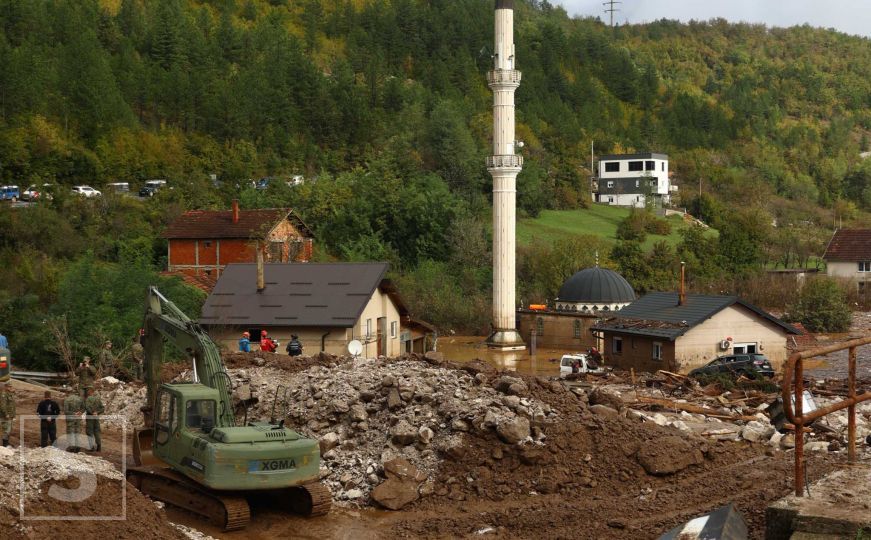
[602, 0, 622, 28]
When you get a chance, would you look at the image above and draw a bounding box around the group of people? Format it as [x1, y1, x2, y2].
[0, 357, 104, 452]
[238, 330, 303, 357]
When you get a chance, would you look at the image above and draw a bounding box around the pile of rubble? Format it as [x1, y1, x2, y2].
[0, 446, 186, 540]
[582, 372, 871, 454]
[98, 377, 147, 429]
[229, 356, 558, 507]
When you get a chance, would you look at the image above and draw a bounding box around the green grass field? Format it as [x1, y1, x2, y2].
[516, 205, 714, 250]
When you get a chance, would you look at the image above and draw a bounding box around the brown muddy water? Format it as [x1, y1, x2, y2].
[435, 335, 583, 377]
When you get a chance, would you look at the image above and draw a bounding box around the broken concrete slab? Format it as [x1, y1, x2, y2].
[765, 466, 871, 540]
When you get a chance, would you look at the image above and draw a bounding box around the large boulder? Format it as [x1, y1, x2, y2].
[741, 420, 775, 443]
[496, 416, 530, 444]
[636, 436, 704, 475]
[371, 478, 420, 510]
[493, 376, 528, 396]
[387, 388, 403, 411]
[319, 432, 340, 454]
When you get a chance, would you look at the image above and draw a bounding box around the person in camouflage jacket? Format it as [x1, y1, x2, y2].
[84, 387, 104, 452]
[0, 383, 15, 447]
[63, 390, 84, 452]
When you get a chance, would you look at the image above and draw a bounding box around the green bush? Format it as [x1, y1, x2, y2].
[786, 278, 852, 332]
[645, 216, 672, 236]
[616, 210, 648, 242]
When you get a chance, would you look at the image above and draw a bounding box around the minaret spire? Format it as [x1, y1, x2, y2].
[486, 0, 525, 350]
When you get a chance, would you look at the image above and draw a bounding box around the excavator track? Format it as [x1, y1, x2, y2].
[127, 466, 251, 531]
[291, 482, 332, 517]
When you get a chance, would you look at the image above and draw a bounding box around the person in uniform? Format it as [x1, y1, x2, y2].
[63, 389, 84, 452]
[98, 340, 114, 372]
[0, 383, 15, 447]
[130, 336, 144, 380]
[286, 334, 303, 357]
[36, 390, 60, 447]
[238, 331, 251, 352]
[83, 387, 104, 452]
[76, 356, 97, 398]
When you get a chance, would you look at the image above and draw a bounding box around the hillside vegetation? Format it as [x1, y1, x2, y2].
[0, 0, 869, 367]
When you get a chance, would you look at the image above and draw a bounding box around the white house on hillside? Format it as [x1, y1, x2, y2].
[823, 229, 871, 293]
[595, 153, 674, 208]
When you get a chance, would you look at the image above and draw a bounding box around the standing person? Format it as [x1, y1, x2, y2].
[83, 388, 104, 452]
[76, 356, 96, 398]
[0, 331, 7, 348]
[63, 389, 84, 452]
[286, 334, 303, 357]
[238, 331, 251, 353]
[98, 340, 114, 372]
[0, 383, 15, 447]
[589, 347, 603, 367]
[130, 336, 144, 380]
[259, 330, 277, 353]
[36, 391, 60, 447]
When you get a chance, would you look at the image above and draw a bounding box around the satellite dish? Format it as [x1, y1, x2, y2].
[347, 340, 363, 358]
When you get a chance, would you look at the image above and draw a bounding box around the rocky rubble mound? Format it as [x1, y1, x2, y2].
[234, 357, 559, 508]
[98, 378, 147, 429]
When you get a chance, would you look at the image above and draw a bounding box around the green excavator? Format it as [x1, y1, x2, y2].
[127, 287, 330, 530]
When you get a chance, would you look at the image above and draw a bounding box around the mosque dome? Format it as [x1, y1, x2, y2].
[555, 267, 635, 312]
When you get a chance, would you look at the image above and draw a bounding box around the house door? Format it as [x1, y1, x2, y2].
[377, 317, 386, 356]
[733, 343, 757, 354]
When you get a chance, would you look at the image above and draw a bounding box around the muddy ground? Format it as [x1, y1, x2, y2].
[5, 345, 858, 540]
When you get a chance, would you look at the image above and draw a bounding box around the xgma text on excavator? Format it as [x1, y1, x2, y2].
[126, 287, 330, 530]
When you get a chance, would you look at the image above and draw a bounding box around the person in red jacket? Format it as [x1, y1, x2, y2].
[260, 330, 277, 353]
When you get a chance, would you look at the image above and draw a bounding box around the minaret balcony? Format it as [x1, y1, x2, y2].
[487, 69, 522, 86]
[487, 154, 523, 168]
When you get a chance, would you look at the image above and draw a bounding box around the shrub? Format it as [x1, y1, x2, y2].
[645, 216, 672, 235]
[786, 278, 852, 332]
[616, 210, 647, 242]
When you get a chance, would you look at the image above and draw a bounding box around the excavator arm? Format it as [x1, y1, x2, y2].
[141, 286, 234, 429]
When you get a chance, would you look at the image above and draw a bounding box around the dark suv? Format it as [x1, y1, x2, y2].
[688, 353, 775, 380]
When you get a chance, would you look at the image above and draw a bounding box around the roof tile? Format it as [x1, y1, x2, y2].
[823, 229, 871, 261]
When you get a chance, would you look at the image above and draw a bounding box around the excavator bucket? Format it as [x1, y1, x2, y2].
[133, 428, 159, 466]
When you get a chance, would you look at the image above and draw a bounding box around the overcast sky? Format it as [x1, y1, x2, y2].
[551, 1, 871, 38]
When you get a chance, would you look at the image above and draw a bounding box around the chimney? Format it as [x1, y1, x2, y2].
[232, 199, 240, 224]
[678, 261, 686, 306]
[256, 243, 265, 293]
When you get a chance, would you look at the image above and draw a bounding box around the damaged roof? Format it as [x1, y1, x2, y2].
[200, 262, 390, 327]
[162, 208, 313, 239]
[823, 229, 871, 261]
[591, 292, 799, 340]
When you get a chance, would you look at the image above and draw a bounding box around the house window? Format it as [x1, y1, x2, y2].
[628, 161, 644, 171]
[573, 320, 581, 338]
[859, 262, 871, 272]
[605, 162, 619, 172]
[645, 161, 655, 171]
[366, 318, 372, 337]
[860, 282, 867, 294]
[661, 162, 665, 171]
[606, 181, 614, 188]
[608, 197, 614, 203]
[203, 241, 212, 248]
[613, 336, 623, 354]
[390, 321, 397, 338]
[652, 342, 663, 360]
[635, 180, 640, 187]
[536, 318, 544, 336]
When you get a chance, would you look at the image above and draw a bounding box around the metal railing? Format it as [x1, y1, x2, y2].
[781, 335, 871, 496]
[486, 69, 522, 85]
[486, 154, 523, 169]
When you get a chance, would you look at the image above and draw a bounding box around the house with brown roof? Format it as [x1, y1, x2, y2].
[823, 229, 871, 292]
[161, 201, 313, 289]
[200, 262, 435, 357]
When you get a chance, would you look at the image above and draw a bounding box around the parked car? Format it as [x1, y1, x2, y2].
[72, 185, 102, 198]
[688, 353, 775, 380]
[139, 179, 167, 197]
[0, 185, 20, 201]
[559, 353, 605, 377]
[21, 185, 41, 201]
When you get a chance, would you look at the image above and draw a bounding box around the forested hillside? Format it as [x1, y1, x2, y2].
[1, 0, 870, 367]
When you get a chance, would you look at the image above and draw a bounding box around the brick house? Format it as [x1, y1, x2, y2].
[161, 201, 313, 289]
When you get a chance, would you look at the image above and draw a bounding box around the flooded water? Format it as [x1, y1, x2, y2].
[435, 335, 581, 377]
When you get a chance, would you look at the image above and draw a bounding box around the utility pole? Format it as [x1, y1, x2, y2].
[602, 0, 621, 28]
